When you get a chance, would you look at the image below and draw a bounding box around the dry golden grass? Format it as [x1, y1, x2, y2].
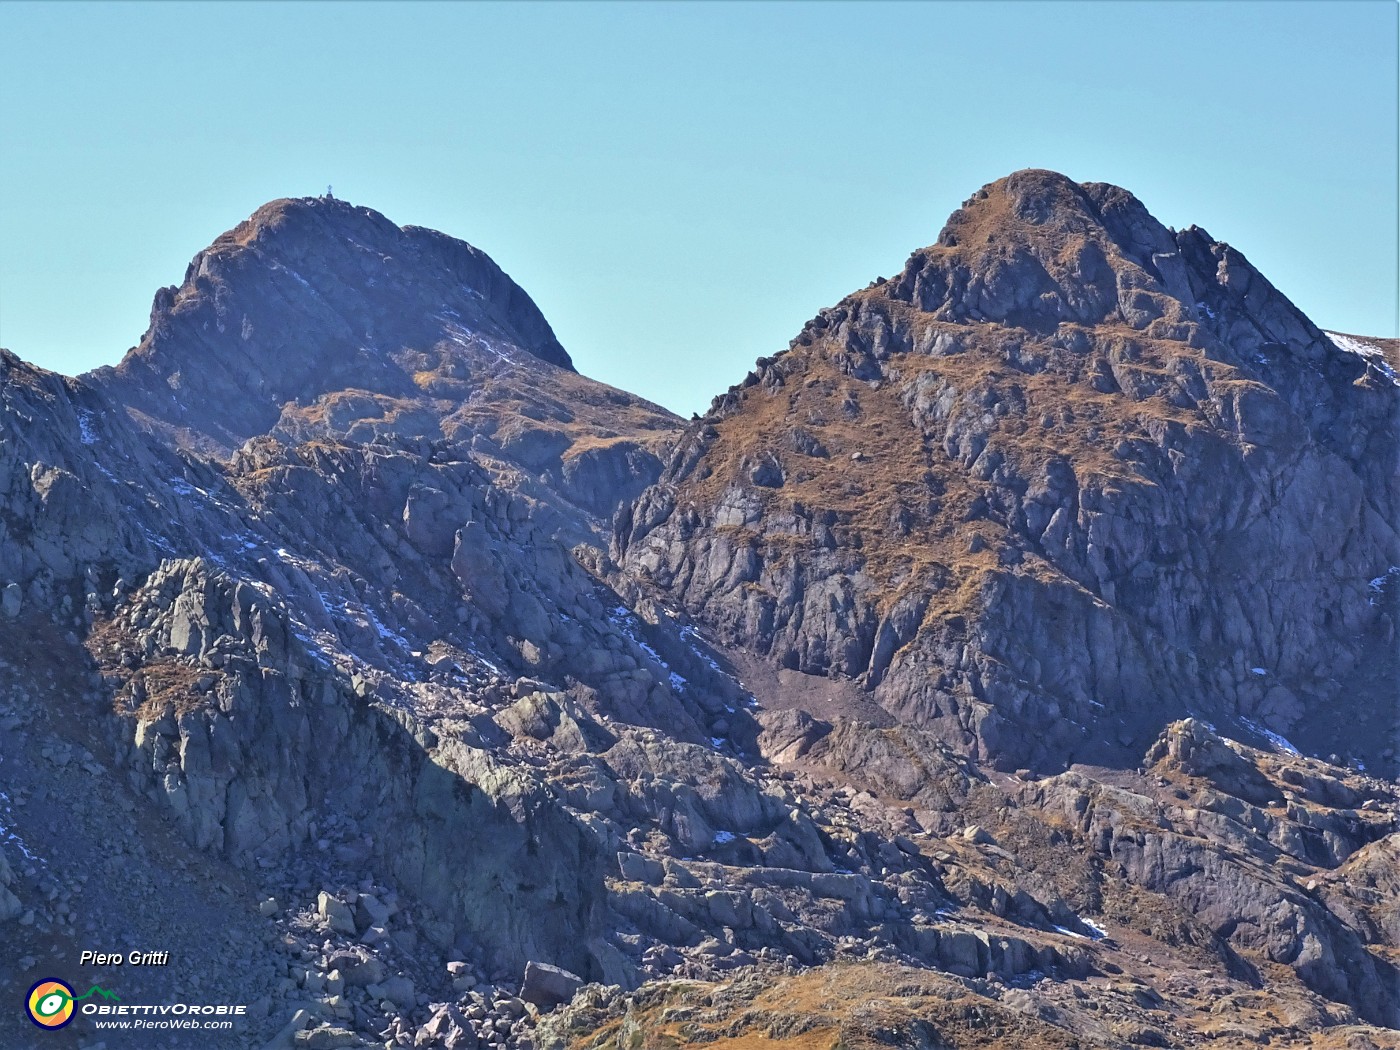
[676, 284, 1234, 631]
[84, 616, 218, 720]
[559, 963, 1096, 1050]
[213, 198, 298, 248]
[671, 1029, 839, 1050]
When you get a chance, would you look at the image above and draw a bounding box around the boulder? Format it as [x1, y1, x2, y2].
[415, 1003, 476, 1049]
[519, 960, 583, 1010]
[317, 892, 357, 936]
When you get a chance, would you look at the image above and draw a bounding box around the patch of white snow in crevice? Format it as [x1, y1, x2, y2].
[1368, 566, 1400, 606]
[76, 409, 100, 446]
[137, 525, 175, 556]
[1049, 914, 1109, 942]
[442, 321, 514, 367]
[467, 648, 504, 677]
[0, 788, 42, 864]
[1240, 717, 1301, 757]
[610, 605, 665, 666]
[678, 624, 759, 706]
[266, 259, 315, 294]
[357, 603, 410, 652]
[1326, 332, 1399, 387]
[711, 830, 736, 846]
[679, 625, 717, 656]
[1079, 917, 1108, 940]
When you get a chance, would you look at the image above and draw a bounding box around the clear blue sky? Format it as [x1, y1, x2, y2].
[1, 1, 1395, 416]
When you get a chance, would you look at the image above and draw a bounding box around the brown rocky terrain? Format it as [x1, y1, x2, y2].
[1, 176, 1396, 1050]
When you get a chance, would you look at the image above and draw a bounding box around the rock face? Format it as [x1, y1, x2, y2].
[1, 176, 1397, 1049]
[88, 195, 681, 543]
[617, 169, 1400, 775]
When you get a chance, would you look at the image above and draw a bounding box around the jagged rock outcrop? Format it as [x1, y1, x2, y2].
[617, 168, 1400, 775]
[2, 176, 1397, 1048]
[1015, 720, 1400, 1024]
[92, 553, 614, 976]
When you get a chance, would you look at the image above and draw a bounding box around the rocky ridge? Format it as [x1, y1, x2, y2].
[0, 176, 1397, 1049]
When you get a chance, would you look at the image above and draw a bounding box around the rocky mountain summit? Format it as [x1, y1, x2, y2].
[618, 169, 1399, 775]
[1, 175, 1398, 1050]
[90, 195, 681, 530]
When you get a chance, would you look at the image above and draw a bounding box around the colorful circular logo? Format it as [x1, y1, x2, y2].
[26, 979, 75, 1029]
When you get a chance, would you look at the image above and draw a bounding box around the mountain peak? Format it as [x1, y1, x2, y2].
[154, 194, 570, 373]
[937, 168, 1114, 242]
[620, 167, 1398, 782]
[933, 169, 1169, 246]
[95, 197, 576, 449]
[208, 194, 396, 252]
[886, 167, 1184, 334]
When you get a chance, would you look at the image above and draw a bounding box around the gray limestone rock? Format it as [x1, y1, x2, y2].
[519, 960, 584, 1011]
[318, 893, 357, 937]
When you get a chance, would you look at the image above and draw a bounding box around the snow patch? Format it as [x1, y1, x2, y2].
[1080, 917, 1108, 940]
[1240, 717, 1301, 757]
[610, 605, 665, 665]
[76, 410, 99, 446]
[1327, 332, 1399, 386]
[0, 788, 41, 864]
[443, 321, 514, 366]
[137, 525, 174, 555]
[1368, 566, 1400, 606]
[1054, 917, 1108, 940]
